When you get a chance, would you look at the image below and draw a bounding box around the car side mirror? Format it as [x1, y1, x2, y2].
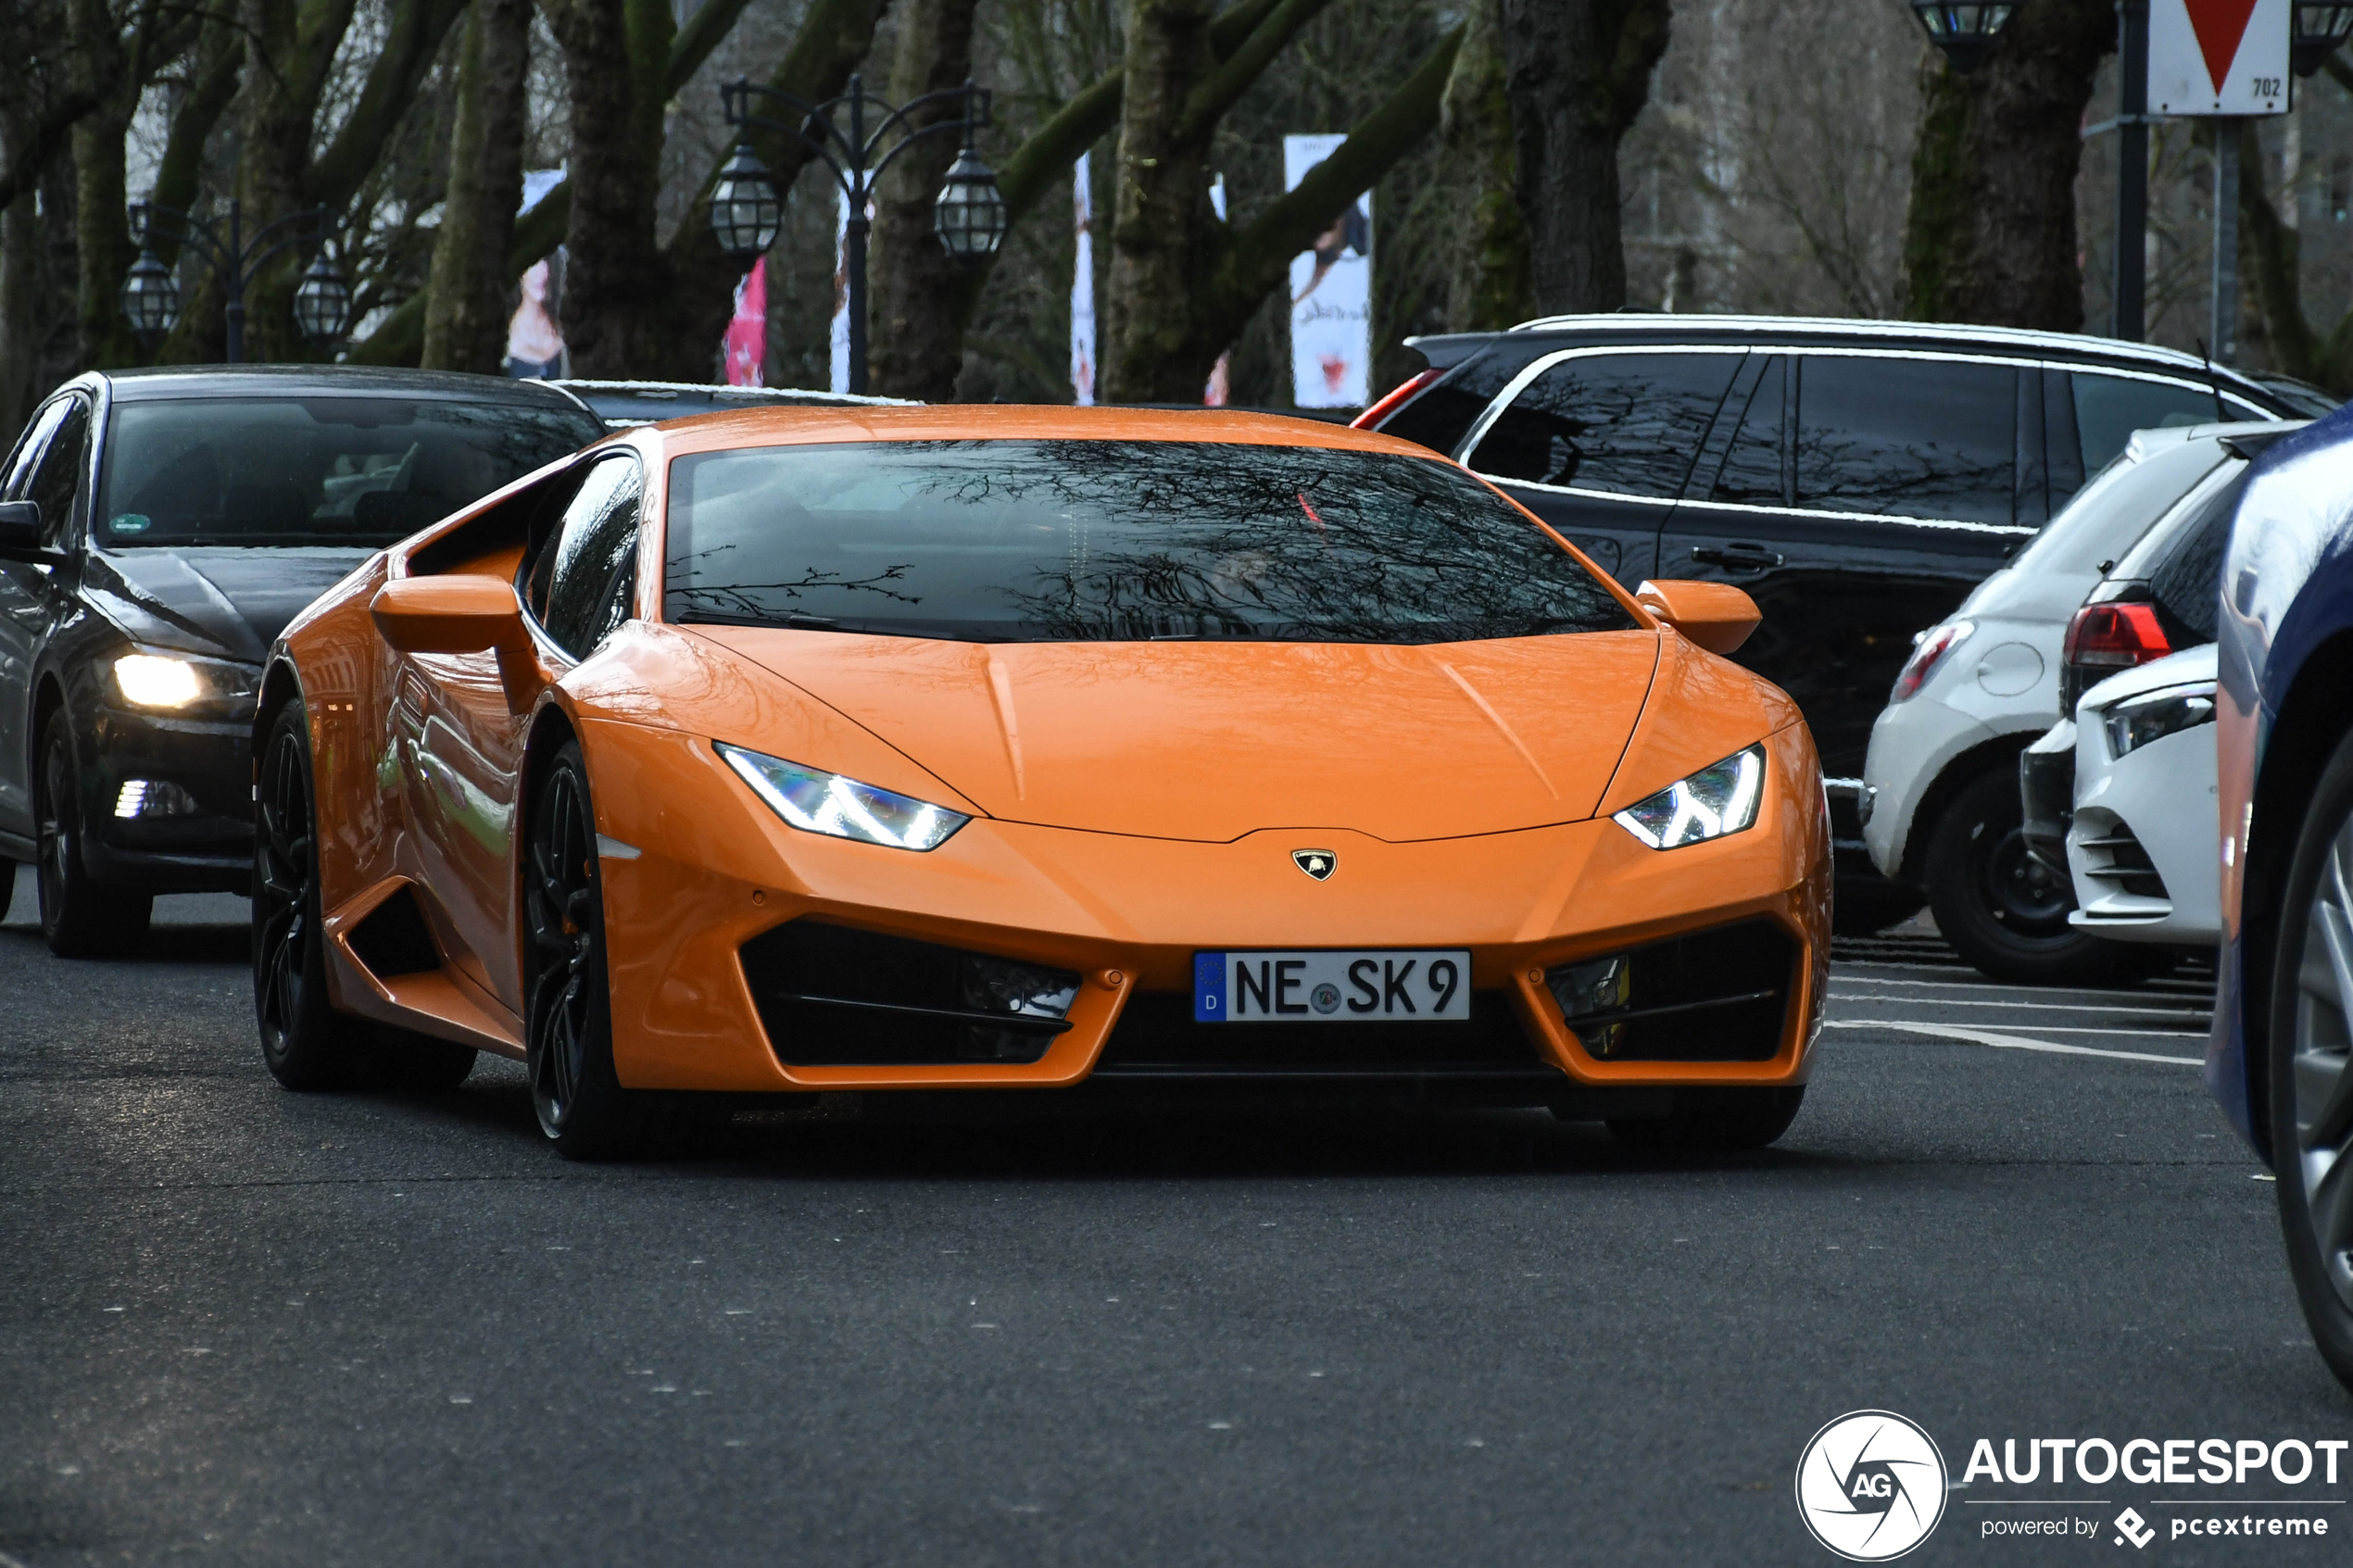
[371, 575, 530, 655]
[1635, 579, 1762, 656]
[0, 499, 42, 556]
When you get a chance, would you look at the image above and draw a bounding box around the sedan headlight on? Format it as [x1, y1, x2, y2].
[719, 743, 970, 851]
[113, 653, 202, 709]
[2100, 681, 2216, 760]
[1613, 744, 1766, 849]
[111, 651, 256, 711]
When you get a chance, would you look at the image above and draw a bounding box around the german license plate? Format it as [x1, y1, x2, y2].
[1192, 949, 1472, 1023]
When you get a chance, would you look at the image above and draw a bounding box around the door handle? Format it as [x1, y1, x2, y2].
[1689, 544, 1783, 571]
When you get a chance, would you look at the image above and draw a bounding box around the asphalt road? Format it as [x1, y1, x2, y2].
[4, 861, 2348, 1567]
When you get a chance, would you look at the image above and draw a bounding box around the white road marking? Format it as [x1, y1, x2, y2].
[1831, 1021, 2208, 1038]
[1829, 992, 2209, 1019]
[1832, 973, 2212, 1003]
[1822, 1020, 2203, 1066]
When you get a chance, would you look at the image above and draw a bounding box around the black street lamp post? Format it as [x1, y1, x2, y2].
[711, 74, 1007, 395]
[120, 200, 350, 362]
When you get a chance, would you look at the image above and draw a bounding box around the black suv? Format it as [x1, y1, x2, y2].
[0, 366, 604, 954]
[1356, 314, 2324, 918]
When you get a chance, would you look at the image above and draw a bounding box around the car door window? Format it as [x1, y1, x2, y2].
[526, 454, 641, 659]
[1466, 353, 1741, 499]
[1707, 356, 1786, 506]
[25, 397, 90, 546]
[2071, 372, 2222, 474]
[1793, 356, 2016, 525]
[4, 398, 73, 499]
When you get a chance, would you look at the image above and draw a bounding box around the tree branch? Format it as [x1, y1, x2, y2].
[1179, 0, 1340, 141]
[1229, 23, 1461, 302]
[666, 0, 757, 95]
[0, 88, 99, 210]
[308, 0, 467, 209]
[146, 20, 244, 263]
[1000, 0, 1307, 220]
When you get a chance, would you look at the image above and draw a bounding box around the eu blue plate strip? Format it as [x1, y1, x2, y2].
[1193, 952, 1227, 1023]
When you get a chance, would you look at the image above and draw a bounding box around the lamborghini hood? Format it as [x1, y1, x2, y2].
[694, 628, 1662, 843]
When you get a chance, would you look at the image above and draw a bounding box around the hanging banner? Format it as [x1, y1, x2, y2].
[723, 257, 766, 387]
[829, 188, 852, 395]
[1204, 174, 1231, 407]
[1072, 153, 1097, 407]
[1283, 133, 1371, 409]
[2148, 0, 2289, 115]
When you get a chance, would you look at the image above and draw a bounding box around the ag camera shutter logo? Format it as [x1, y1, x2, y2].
[1794, 1410, 1948, 1561]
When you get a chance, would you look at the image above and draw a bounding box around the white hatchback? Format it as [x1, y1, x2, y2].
[1859, 421, 2293, 980]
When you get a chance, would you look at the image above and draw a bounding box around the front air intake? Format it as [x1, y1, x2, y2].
[1543, 919, 1795, 1061]
[740, 921, 1080, 1066]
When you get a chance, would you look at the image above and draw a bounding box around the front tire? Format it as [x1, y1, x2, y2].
[36, 710, 152, 958]
[2266, 727, 2353, 1393]
[1922, 768, 2145, 986]
[523, 741, 645, 1160]
[1609, 1085, 1805, 1151]
[254, 702, 369, 1087]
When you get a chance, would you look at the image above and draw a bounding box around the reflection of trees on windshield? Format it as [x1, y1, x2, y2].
[662, 440, 1637, 643]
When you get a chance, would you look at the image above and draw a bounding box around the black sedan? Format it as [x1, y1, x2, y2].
[0, 365, 603, 954]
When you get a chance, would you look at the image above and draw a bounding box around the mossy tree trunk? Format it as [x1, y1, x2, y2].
[1101, 3, 1462, 403]
[1899, 0, 2111, 328]
[422, 0, 532, 373]
[1495, 0, 1668, 316]
[867, 0, 981, 400]
[1440, 0, 1530, 332]
[542, 0, 675, 377]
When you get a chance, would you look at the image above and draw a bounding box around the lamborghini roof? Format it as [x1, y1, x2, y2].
[641, 405, 1445, 458]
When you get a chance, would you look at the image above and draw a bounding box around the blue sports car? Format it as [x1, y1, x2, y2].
[2211, 405, 2353, 1388]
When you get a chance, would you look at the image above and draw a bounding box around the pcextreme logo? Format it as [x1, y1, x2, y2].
[1795, 1410, 1949, 1562]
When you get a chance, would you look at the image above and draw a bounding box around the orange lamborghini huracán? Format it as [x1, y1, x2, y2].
[251, 408, 1830, 1157]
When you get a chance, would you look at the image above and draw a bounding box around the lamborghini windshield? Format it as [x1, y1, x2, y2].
[97, 395, 602, 548]
[661, 439, 1636, 643]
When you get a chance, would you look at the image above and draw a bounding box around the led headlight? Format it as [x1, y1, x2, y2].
[719, 743, 970, 851]
[1612, 744, 1766, 849]
[113, 653, 202, 709]
[2101, 681, 2215, 760]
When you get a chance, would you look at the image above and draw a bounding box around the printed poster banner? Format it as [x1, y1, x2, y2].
[1072, 153, 1096, 407]
[2148, 0, 2289, 115]
[829, 188, 854, 395]
[1283, 133, 1371, 409]
[723, 257, 766, 387]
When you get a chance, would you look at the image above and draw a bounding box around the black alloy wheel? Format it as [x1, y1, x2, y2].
[1608, 1085, 1806, 1151]
[523, 741, 644, 1160]
[35, 710, 152, 958]
[255, 702, 368, 1086]
[1922, 768, 2152, 986]
[2268, 727, 2353, 1392]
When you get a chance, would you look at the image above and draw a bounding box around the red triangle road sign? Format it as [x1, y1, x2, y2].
[2183, 0, 2261, 92]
